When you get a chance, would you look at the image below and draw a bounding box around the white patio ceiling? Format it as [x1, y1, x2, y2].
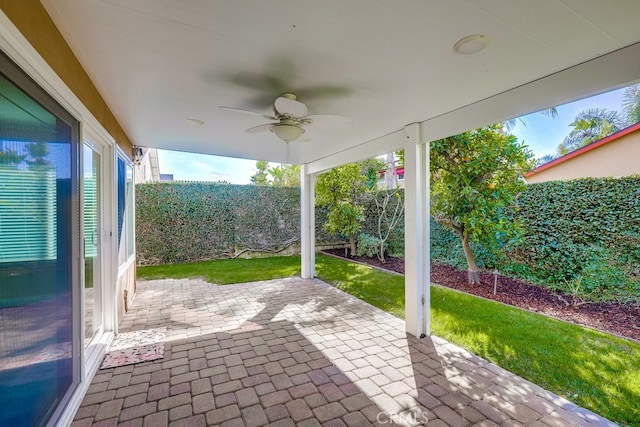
[42, 0, 640, 167]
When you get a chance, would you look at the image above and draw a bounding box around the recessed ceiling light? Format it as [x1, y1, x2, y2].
[453, 34, 490, 55]
[186, 119, 204, 126]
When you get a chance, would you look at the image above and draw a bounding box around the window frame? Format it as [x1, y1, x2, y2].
[0, 48, 81, 427]
[116, 148, 135, 271]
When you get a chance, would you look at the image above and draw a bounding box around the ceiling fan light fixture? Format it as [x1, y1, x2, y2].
[453, 34, 490, 54]
[271, 123, 305, 142]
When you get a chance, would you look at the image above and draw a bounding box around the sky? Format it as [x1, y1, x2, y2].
[157, 86, 629, 184]
[157, 149, 256, 184]
[511, 87, 626, 158]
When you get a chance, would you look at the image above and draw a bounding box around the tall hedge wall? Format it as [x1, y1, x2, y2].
[517, 177, 640, 269]
[137, 178, 640, 302]
[430, 176, 640, 302]
[136, 183, 343, 265]
[509, 177, 640, 299]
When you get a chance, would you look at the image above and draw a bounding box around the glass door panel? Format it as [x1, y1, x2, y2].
[0, 56, 78, 426]
[83, 143, 101, 345]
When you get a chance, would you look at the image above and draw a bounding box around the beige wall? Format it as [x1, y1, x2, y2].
[0, 0, 133, 156]
[526, 130, 640, 183]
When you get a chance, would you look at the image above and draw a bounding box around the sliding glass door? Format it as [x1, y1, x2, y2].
[0, 52, 79, 426]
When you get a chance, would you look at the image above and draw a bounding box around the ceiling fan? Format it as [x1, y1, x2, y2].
[220, 93, 352, 143]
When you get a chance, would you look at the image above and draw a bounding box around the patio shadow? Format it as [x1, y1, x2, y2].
[72, 277, 615, 426]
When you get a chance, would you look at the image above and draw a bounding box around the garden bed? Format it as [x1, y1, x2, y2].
[322, 249, 640, 342]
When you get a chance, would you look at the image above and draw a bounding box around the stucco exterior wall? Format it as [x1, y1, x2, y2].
[0, 0, 133, 156]
[526, 129, 640, 183]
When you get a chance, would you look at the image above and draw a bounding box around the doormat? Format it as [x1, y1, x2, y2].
[100, 327, 166, 369]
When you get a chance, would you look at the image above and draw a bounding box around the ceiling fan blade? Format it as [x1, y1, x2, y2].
[274, 97, 308, 117]
[228, 71, 288, 94]
[297, 86, 351, 101]
[303, 114, 352, 129]
[298, 127, 318, 142]
[219, 106, 277, 120]
[246, 93, 280, 110]
[246, 123, 274, 134]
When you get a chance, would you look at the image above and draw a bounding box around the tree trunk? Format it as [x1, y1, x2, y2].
[349, 234, 356, 257]
[385, 152, 396, 189]
[459, 231, 481, 284]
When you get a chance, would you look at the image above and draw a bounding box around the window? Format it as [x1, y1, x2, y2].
[117, 154, 134, 265]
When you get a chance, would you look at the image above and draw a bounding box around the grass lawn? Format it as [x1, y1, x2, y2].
[137, 255, 301, 284]
[137, 254, 640, 425]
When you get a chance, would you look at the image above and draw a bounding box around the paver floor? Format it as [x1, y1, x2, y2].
[72, 277, 616, 427]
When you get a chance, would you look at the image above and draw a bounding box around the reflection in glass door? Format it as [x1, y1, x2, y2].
[83, 144, 101, 346]
[0, 52, 78, 427]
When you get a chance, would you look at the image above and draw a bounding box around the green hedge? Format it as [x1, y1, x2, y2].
[509, 177, 640, 302]
[429, 176, 640, 303]
[136, 178, 640, 302]
[136, 183, 343, 265]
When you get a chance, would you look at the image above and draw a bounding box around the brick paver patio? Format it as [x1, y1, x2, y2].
[72, 277, 616, 426]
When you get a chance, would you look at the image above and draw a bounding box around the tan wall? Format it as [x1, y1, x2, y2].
[0, 0, 133, 156]
[526, 130, 640, 183]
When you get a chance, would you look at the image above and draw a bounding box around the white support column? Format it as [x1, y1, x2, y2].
[300, 164, 315, 279]
[403, 123, 430, 337]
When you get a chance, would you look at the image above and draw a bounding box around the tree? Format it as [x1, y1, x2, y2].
[395, 149, 405, 167]
[316, 159, 383, 255]
[503, 107, 558, 131]
[379, 150, 406, 190]
[622, 83, 640, 125]
[25, 141, 50, 169]
[384, 152, 396, 189]
[0, 149, 26, 167]
[559, 108, 627, 154]
[250, 161, 300, 187]
[361, 158, 383, 190]
[535, 153, 557, 167]
[373, 189, 404, 262]
[430, 125, 535, 283]
[269, 164, 300, 187]
[250, 160, 269, 185]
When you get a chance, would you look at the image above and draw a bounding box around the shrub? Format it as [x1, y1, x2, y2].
[556, 245, 640, 304]
[429, 219, 467, 269]
[386, 226, 405, 257]
[356, 233, 381, 258]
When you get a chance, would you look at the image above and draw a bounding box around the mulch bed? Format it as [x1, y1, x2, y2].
[322, 249, 640, 342]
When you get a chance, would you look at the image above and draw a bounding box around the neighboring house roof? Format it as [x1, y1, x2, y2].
[378, 166, 405, 177]
[525, 121, 640, 180]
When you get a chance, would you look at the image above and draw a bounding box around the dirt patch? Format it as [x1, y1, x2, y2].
[322, 249, 640, 342]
